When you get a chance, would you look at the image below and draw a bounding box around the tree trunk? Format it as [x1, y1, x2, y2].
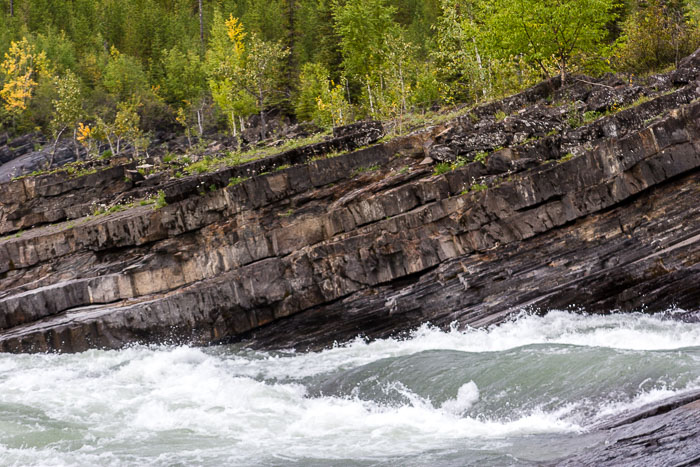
[259, 108, 267, 141]
[560, 56, 567, 85]
[473, 39, 488, 98]
[105, 133, 115, 157]
[367, 80, 374, 116]
[399, 65, 406, 115]
[258, 88, 267, 140]
[198, 0, 204, 46]
[9, 0, 13, 17]
[48, 127, 67, 168]
[231, 112, 241, 150]
[72, 127, 80, 160]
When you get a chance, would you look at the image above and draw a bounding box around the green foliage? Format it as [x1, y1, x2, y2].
[87, 99, 148, 158]
[351, 164, 380, 176]
[432, 0, 486, 103]
[184, 158, 214, 175]
[205, 13, 288, 139]
[245, 32, 290, 110]
[0, 0, 695, 141]
[205, 11, 254, 135]
[482, 0, 618, 80]
[559, 152, 575, 163]
[154, 190, 167, 209]
[228, 176, 247, 186]
[433, 162, 452, 175]
[473, 151, 488, 164]
[315, 77, 353, 128]
[296, 62, 330, 122]
[333, 0, 397, 82]
[614, 0, 700, 74]
[410, 67, 441, 110]
[160, 47, 206, 107]
[583, 110, 604, 123]
[102, 47, 149, 100]
[372, 26, 417, 120]
[33, 30, 78, 74]
[51, 70, 83, 138]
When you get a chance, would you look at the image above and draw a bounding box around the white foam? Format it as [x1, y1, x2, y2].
[593, 383, 700, 421]
[0, 310, 698, 465]
[441, 382, 480, 416]
[236, 310, 700, 380]
[0, 346, 580, 464]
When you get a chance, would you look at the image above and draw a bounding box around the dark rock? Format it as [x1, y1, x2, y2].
[669, 47, 700, 85]
[485, 151, 513, 174]
[332, 120, 383, 139]
[428, 144, 456, 162]
[555, 391, 700, 466]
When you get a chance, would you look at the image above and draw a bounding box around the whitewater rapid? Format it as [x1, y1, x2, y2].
[1, 310, 699, 466]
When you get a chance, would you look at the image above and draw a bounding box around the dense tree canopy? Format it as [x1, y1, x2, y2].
[482, 0, 618, 82]
[0, 0, 698, 141]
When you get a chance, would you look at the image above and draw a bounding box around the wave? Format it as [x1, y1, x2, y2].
[220, 310, 700, 380]
[0, 310, 698, 465]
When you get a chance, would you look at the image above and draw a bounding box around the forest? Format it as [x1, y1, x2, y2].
[0, 0, 699, 154]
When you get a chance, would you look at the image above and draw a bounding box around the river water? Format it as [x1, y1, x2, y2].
[1, 310, 699, 466]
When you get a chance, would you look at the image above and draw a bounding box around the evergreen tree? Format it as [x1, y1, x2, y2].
[332, 0, 397, 88]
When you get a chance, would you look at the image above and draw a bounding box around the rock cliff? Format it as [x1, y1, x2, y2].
[1, 49, 700, 356]
[3, 50, 700, 465]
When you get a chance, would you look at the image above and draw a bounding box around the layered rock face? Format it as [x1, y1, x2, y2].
[1, 50, 700, 354]
[556, 390, 700, 466]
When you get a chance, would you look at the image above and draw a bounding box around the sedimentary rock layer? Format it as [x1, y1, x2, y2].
[0, 50, 699, 354]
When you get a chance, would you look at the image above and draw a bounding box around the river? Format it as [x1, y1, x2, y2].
[1, 310, 699, 466]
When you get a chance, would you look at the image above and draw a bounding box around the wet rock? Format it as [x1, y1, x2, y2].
[555, 391, 700, 466]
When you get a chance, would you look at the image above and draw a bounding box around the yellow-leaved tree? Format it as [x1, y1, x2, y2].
[0, 38, 49, 129]
[206, 13, 256, 144]
[206, 13, 289, 141]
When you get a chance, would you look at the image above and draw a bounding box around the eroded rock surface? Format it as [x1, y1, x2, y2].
[0, 51, 699, 356]
[555, 390, 700, 466]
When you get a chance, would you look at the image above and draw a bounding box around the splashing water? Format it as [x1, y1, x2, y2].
[1, 310, 699, 466]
